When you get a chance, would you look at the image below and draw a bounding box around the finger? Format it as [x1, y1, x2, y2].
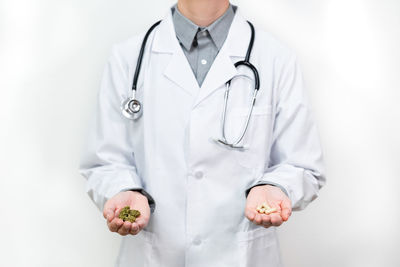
[253, 213, 264, 225]
[112, 207, 125, 223]
[107, 208, 118, 223]
[270, 213, 283, 226]
[115, 207, 123, 218]
[280, 199, 292, 221]
[261, 213, 271, 223]
[118, 221, 132, 236]
[261, 214, 272, 228]
[262, 221, 272, 228]
[245, 207, 256, 221]
[136, 205, 150, 222]
[135, 216, 149, 231]
[107, 213, 114, 223]
[108, 218, 124, 232]
[260, 214, 272, 228]
[108, 218, 123, 232]
[130, 222, 140, 235]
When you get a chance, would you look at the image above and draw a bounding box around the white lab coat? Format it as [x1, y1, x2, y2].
[79, 7, 326, 267]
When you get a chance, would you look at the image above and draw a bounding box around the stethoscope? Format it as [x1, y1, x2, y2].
[121, 19, 260, 150]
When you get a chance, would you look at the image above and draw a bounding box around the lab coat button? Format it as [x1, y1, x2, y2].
[193, 236, 202, 245]
[194, 171, 204, 179]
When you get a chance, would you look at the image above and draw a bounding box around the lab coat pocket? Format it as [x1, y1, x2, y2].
[141, 229, 184, 267]
[116, 230, 155, 267]
[141, 229, 156, 267]
[229, 105, 273, 170]
[237, 226, 282, 267]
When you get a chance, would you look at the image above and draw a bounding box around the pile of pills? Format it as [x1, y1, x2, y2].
[256, 202, 278, 215]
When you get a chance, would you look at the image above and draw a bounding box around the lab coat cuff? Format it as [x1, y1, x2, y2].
[245, 181, 289, 198]
[120, 188, 156, 214]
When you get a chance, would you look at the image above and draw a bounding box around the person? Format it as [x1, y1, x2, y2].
[79, 1, 326, 266]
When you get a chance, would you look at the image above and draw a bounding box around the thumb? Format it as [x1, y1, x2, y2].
[280, 199, 292, 221]
[245, 207, 256, 221]
[103, 201, 116, 222]
[132, 197, 151, 231]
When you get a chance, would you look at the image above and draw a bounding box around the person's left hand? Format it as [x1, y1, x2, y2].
[245, 185, 292, 228]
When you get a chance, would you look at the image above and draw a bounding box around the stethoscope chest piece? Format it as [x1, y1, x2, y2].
[120, 20, 161, 121]
[121, 96, 142, 120]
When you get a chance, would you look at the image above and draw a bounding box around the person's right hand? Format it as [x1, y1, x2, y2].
[103, 191, 150, 236]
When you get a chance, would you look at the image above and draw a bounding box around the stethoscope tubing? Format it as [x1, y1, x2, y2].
[217, 20, 260, 149]
[123, 18, 261, 151]
[229, 60, 260, 90]
[131, 20, 161, 91]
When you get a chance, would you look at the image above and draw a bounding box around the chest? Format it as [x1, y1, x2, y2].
[129, 51, 277, 172]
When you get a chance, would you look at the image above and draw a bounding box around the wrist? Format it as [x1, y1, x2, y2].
[120, 188, 156, 213]
[127, 190, 147, 200]
[250, 184, 276, 192]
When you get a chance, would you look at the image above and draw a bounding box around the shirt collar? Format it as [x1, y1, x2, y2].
[171, 4, 236, 51]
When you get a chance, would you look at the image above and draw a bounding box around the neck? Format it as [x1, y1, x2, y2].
[177, 0, 230, 27]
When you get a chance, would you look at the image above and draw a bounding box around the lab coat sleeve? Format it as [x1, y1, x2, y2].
[78, 44, 156, 214]
[246, 53, 326, 211]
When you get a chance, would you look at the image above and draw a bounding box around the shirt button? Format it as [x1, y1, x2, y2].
[202, 31, 207, 36]
[194, 171, 204, 179]
[201, 59, 207, 65]
[193, 236, 202, 245]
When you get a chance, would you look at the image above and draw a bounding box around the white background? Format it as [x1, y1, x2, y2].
[1, 0, 399, 266]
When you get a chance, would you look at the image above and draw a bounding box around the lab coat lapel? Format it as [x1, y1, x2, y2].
[192, 9, 251, 108]
[151, 8, 251, 103]
[151, 10, 199, 96]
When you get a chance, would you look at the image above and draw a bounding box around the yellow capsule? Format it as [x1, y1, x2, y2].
[264, 207, 277, 215]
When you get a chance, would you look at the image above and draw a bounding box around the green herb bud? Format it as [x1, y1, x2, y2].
[118, 206, 141, 223]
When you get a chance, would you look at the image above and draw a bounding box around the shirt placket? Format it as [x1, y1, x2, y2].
[195, 29, 215, 87]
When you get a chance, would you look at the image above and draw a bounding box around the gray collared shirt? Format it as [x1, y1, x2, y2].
[171, 4, 236, 87]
